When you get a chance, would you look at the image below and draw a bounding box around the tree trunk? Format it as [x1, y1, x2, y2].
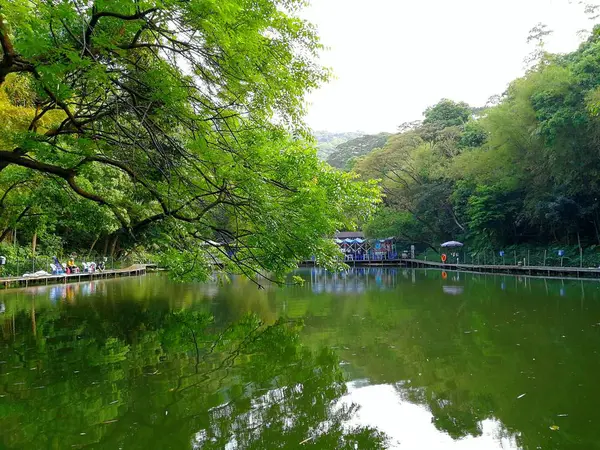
[0, 228, 10, 243]
[103, 235, 109, 256]
[0, 205, 31, 242]
[87, 234, 100, 259]
[110, 235, 119, 258]
[445, 205, 465, 232]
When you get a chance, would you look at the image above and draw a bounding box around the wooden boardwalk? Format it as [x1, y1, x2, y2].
[300, 258, 600, 278]
[0, 264, 154, 289]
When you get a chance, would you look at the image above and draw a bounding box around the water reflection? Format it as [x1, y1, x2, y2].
[295, 268, 600, 449]
[3, 270, 600, 449]
[309, 267, 400, 294]
[343, 383, 519, 449]
[0, 279, 386, 450]
[442, 285, 464, 296]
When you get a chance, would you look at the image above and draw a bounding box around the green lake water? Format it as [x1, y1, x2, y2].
[2, 268, 600, 449]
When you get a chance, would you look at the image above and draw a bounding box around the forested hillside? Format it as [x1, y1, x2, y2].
[326, 133, 392, 169]
[313, 131, 364, 160]
[357, 27, 600, 251]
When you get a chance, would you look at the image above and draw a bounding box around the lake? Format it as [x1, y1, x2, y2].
[1, 268, 600, 449]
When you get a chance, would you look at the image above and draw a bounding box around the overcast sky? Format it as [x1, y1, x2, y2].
[302, 0, 595, 133]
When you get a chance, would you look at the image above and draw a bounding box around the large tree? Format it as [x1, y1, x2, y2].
[0, 0, 379, 280]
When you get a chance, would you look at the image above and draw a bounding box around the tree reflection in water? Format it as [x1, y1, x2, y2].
[6, 269, 600, 449]
[293, 268, 600, 449]
[0, 292, 387, 449]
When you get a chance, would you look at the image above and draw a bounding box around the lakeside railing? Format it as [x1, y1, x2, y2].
[413, 248, 600, 270]
[310, 246, 600, 274]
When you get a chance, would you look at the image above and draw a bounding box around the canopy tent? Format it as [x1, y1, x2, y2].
[343, 238, 365, 244]
[338, 238, 368, 258]
[332, 236, 397, 261]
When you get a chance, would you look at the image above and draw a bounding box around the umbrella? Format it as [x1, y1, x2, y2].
[441, 241, 464, 248]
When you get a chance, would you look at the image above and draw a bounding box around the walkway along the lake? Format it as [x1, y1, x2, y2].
[0, 264, 156, 289]
[300, 258, 600, 279]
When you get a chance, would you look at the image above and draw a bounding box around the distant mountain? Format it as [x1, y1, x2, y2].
[313, 130, 365, 160]
[326, 133, 392, 169]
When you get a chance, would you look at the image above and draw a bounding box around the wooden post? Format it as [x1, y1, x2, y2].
[543, 249, 547, 266]
[527, 250, 530, 266]
[513, 251, 517, 265]
[31, 299, 36, 337]
[31, 232, 37, 272]
[578, 232, 583, 268]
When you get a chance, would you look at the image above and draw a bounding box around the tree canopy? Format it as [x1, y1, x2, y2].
[0, 0, 379, 280]
[356, 27, 600, 251]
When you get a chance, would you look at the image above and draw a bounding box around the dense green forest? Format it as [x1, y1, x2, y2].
[355, 27, 600, 253]
[0, 0, 379, 280]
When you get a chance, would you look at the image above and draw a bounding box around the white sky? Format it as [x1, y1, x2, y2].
[302, 0, 595, 133]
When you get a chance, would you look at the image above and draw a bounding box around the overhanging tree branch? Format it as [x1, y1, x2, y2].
[0, 151, 129, 228]
[85, 7, 159, 45]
